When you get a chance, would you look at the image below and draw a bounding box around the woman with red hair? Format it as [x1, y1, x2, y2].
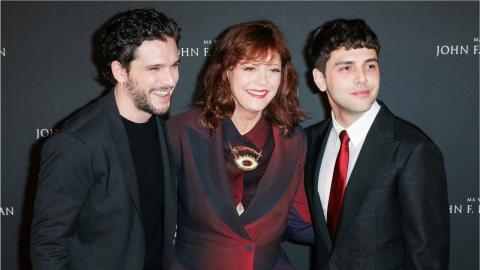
[167, 20, 312, 270]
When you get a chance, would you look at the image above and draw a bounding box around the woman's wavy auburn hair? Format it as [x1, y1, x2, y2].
[197, 20, 306, 135]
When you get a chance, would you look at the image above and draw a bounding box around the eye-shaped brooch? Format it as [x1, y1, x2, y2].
[229, 143, 263, 172]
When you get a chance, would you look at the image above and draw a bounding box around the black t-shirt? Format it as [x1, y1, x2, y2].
[122, 116, 164, 270]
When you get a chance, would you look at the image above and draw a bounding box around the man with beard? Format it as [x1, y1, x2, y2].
[30, 8, 180, 270]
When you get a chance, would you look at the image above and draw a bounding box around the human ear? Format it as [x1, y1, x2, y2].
[111, 61, 128, 84]
[312, 68, 327, 92]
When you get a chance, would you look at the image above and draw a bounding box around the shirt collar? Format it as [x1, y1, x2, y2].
[222, 113, 270, 150]
[331, 101, 381, 146]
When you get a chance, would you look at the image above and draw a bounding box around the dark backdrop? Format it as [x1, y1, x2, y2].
[1, 1, 478, 269]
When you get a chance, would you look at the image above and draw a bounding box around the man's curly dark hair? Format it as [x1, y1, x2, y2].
[307, 18, 380, 73]
[101, 8, 181, 86]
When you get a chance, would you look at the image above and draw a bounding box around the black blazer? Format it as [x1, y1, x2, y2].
[30, 91, 177, 270]
[304, 102, 449, 270]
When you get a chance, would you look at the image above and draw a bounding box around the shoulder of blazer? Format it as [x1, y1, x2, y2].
[53, 91, 122, 147]
[393, 117, 436, 145]
[375, 102, 437, 146]
[305, 119, 331, 138]
[304, 119, 331, 152]
[167, 108, 206, 137]
[279, 124, 305, 141]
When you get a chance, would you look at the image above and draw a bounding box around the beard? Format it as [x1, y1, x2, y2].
[125, 80, 171, 115]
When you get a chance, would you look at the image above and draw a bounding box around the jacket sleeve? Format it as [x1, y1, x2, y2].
[30, 133, 93, 270]
[399, 141, 450, 270]
[287, 176, 314, 244]
[287, 133, 314, 244]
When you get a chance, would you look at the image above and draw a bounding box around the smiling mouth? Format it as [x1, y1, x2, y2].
[246, 89, 269, 98]
[151, 90, 171, 97]
[351, 90, 370, 96]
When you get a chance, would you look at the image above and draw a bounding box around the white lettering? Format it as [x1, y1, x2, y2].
[436, 45, 445, 57]
[437, 45, 469, 56]
[473, 45, 479, 55]
[0, 207, 14, 216]
[450, 45, 459, 54]
[449, 204, 462, 214]
[0, 48, 5, 57]
[179, 48, 199, 57]
[36, 128, 58, 140]
[190, 48, 199, 57]
[179, 47, 190, 57]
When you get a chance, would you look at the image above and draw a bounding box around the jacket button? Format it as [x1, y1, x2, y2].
[245, 244, 254, 252]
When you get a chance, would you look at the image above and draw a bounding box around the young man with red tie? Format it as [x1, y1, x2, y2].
[304, 18, 449, 270]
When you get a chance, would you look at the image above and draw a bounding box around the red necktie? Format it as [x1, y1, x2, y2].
[327, 130, 350, 239]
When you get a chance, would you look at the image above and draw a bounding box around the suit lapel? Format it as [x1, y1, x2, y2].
[186, 123, 251, 239]
[101, 91, 142, 218]
[306, 120, 334, 251]
[116, 139, 143, 217]
[156, 117, 176, 208]
[240, 127, 303, 224]
[335, 105, 398, 244]
[156, 117, 177, 246]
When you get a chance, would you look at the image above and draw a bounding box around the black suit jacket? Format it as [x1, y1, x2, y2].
[30, 91, 177, 270]
[305, 102, 449, 270]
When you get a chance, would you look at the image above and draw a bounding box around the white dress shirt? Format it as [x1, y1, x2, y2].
[317, 101, 381, 219]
